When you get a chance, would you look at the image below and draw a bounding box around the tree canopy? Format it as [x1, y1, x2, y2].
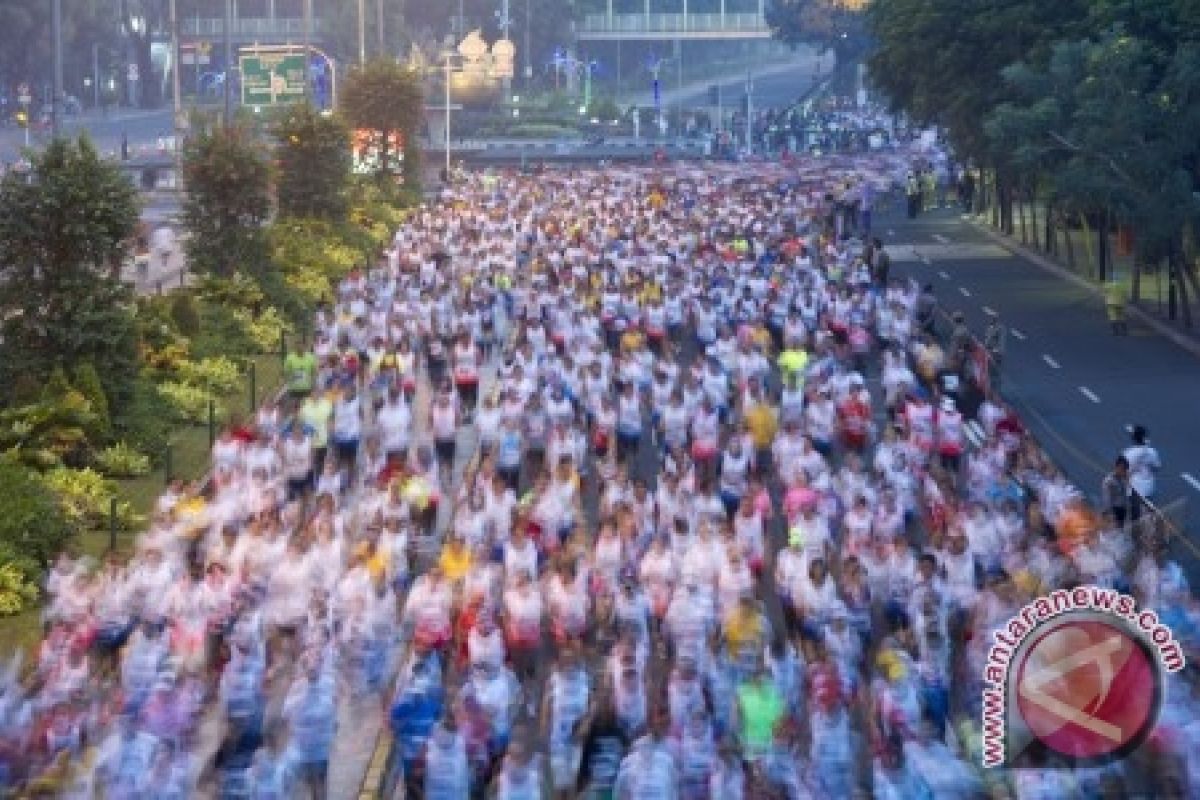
[766, 0, 871, 67]
[0, 137, 141, 409]
[273, 104, 352, 221]
[182, 121, 272, 278]
[339, 59, 424, 187]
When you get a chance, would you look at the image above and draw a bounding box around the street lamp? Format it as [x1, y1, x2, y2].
[439, 47, 465, 178]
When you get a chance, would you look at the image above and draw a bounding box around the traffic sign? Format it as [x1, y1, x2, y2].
[128, 63, 139, 82]
[240, 49, 306, 107]
[17, 83, 31, 105]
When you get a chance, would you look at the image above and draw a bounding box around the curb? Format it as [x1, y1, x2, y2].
[967, 217, 1200, 361]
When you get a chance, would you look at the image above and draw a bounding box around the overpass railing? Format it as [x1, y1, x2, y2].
[580, 12, 768, 34]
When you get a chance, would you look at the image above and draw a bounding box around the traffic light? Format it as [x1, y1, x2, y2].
[15, 110, 28, 128]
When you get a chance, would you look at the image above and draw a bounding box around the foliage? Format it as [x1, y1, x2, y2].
[169, 292, 202, 337]
[232, 307, 293, 354]
[767, 0, 871, 64]
[73, 363, 111, 440]
[0, 562, 39, 617]
[866, 0, 1090, 163]
[273, 104, 353, 220]
[158, 381, 226, 425]
[95, 442, 152, 479]
[194, 273, 267, 312]
[182, 121, 272, 278]
[40, 467, 141, 531]
[268, 220, 361, 305]
[0, 138, 141, 411]
[986, 27, 1200, 266]
[0, 458, 74, 590]
[112, 377, 174, 464]
[0, 393, 101, 471]
[339, 59, 424, 184]
[348, 180, 413, 249]
[175, 356, 244, 395]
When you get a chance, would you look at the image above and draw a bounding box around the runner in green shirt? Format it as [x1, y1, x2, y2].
[285, 348, 317, 399]
[736, 666, 784, 759]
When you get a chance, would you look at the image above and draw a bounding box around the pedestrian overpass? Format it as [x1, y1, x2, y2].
[577, 8, 771, 41]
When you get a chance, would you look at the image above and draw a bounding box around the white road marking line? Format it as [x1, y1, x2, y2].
[1183, 473, 1200, 493]
[1011, 328, 1027, 340]
[983, 306, 998, 316]
[932, 233, 950, 244]
[1043, 354, 1061, 369]
[959, 287, 972, 297]
[938, 270, 950, 279]
[1078, 386, 1101, 404]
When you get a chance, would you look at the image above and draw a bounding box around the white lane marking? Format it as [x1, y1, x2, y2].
[938, 270, 950, 279]
[1011, 328, 1027, 340]
[959, 287, 972, 297]
[1183, 473, 1200, 493]
[1043, 354, 1061, 369]
[932, 233, 950, 244]
[983, 306, 998, 316]
[1078, 386, 1101, 404]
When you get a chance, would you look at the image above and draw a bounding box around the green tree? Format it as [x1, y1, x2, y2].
[0, 137, 141, 409]
[74, 362, 112, 439]
[273, 104, 352, 220]
[987, 31, 1200, 319]
[0, 457, 76, 573]
[867, 0, 1089, 164]
[340, 58, 424, 187]
[766, 0, 871, 67]
[182, 120, 272, 278]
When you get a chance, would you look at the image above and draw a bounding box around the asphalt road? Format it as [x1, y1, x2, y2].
[0, 107, 174, 164]
[881, 204, 1200, 579]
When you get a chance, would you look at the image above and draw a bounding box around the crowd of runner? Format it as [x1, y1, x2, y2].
[5, 142, 1200, 799]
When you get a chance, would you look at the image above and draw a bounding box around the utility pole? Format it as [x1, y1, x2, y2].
[524, 0, 532, 86]
[377, 0, 385, 57]
[745, 70, 753, 153]
[51, 0, 63, 138]
[358, 0, 367, 64]
[444, 50, 453, 177]
[303, 0, 312, 100]
[223, 0, 233, 123]
[92, 44, 101, 111]
[170, 0, 183, 188]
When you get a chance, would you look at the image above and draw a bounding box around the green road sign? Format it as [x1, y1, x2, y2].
[239, 50, 306, 107]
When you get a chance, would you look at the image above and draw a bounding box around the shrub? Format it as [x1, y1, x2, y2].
[42, 367, 73, 401]
[95, 441, 152, 478]
[40, 467, 142, 530]
[0, 560, 39, 616]
[175, 356, 243, 395]
[232, 307, 292, 354]
[73, 362, 112, 440]
[190, 302, 259, 361]
[194, 272, 266, 312]
[112, 377, 173, 464]
[158, 381, 226, 424]
[0, 393, 100, 471]
[169, 292, 202, 337]
[0, 458, 75, 568]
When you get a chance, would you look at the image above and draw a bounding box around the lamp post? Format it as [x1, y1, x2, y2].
[358, 0, 367, 64]
[440, 47, 463, 178]
[170, 0, 183, 190]
[51, 0, 63, 138]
